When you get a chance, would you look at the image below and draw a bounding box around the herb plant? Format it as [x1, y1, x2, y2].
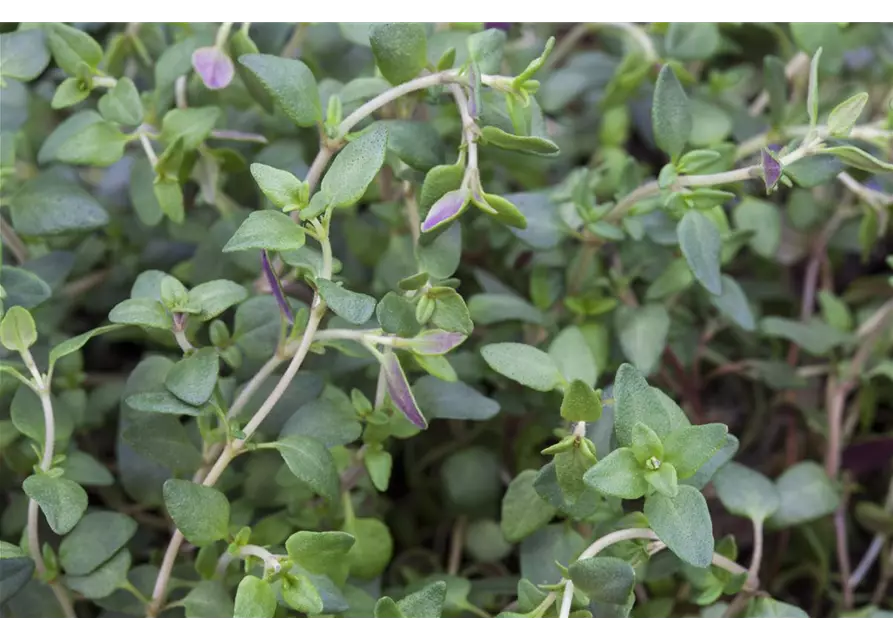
[1, 22, 892, 619]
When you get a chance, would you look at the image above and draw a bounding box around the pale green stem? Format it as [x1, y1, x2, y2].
[735, 122, 892, 160]
[214, 22, 233, 49]
[92, 76, 117, 88]
[606, 143, 818, 223]
[138, 132, 158, 168]
[559, 528, 752, 618]
[337, 71, 463, 137]
[21, 349, 76, 618]
[239, 544, 282, 572]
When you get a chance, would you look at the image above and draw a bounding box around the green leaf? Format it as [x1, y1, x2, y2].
[631, 421, 664, 464]
[584, 447, 648, 499]
[160, 106, 220, 150]
[64, 549, 130, 599]
[49, 324, 121, 368]
[272, 436, 340, 502]
[763, 56, 787, 128]
[652, 64, 691, 160]
[817, 290, 852, 332]
[710, 276, 755, 331]
[97, 77, 143, 126]
[548, 326, 598, 387]
[321, 125, 389, 208]
[569, 557, 635, 605]
[60, 450, 114, 487]
[645, 485, 714, 567]
[286, 531, 355, 585]
[238, 54, 321, 126]
[281, 394, 362, 447]
[222, 210, 306, 253]
[187, 280, 248, 321]
[468, 28, 506, 74]
[0, 305, 37, 352]
[477, 192, 528, 229]
[229, 28, 273, 112]
[767, 461, 840, 528]
[554, 441, 597, 503]
[369, 23, 427, 85]
[381, 120, 445, 171]
[59, 511, 137, 576]
[560, 380, 603, 422]
[282, 573, 324, 614]
[646, 462, 679, 497]
[412, 377, 499, 421]
[441, 447, 501, 511]
[615, 304, 669, 375]
[376, 292, 420, 337]
[480, 126, 560, 157]
[0, 267, 51, 309]
[184, 580, 234, 618]
[10, 386, 73, 446]
[501, 469, 557, 543]
[821, 145, 893, 174]
[10, 175, 109, 236]
[646, 258, 694, 300]
[0, 29, 50, 81]
[164, 347, 219, 406]
[712, 462, 780, 523]
[749, 597, 809, 618]
[733, 198, 781, 259]
[250, 163, 304, 210]
[429, 288, 473, 334]
[665, 23, 719, 61]
[345, 517, 393, 580]
[153, 177, 184, 223]
[22, 474, 88, 535]
[827, 92, 869, 137]
[125, 390, 205, 416]
[677, 211, 722, 295]
[47, 23, 102, 75]
[760, 316, 850, 355]
[364, 446, 393, 492]
[481, 342, 564, 391]
[468, 293, 546, 326]
[234, 576, 276, 618]
[396, 581, 447, 617]
[51, 77, 90, 109]
[316, 279, 376, 325]
[417, 223, 461, 279]
[108, 298, 172, 331]
[663, 423, 728, 479]
[0, 557, 34, 607]
[121, 412, 203, 472]
[162, 479, 230, 546]
[374, 597, 404, 618]
[613, 363, 675, 445]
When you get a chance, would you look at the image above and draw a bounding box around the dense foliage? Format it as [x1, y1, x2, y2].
[1, 22, 892, 619]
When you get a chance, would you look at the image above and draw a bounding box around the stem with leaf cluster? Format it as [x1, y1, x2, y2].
[19, 350, 77, 618]
[146, 62, 488, 618]
[558, 528, 753, 618]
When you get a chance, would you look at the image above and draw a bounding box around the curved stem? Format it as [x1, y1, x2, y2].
[606, 143, 817, 223]
[23, 366, 76, 617]
[559, 527, 753, 617]
[338, 71, 461, 137]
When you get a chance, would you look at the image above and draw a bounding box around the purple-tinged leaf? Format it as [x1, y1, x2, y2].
[261, 250, 294, 325]
[409, 330, 467, 356]
[192, 46, 235, 90]
[383, 351, 427, 429]
[420, 189, 469, 233]
[484, 23, 512, 31]
[761, 148, 782, 192]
